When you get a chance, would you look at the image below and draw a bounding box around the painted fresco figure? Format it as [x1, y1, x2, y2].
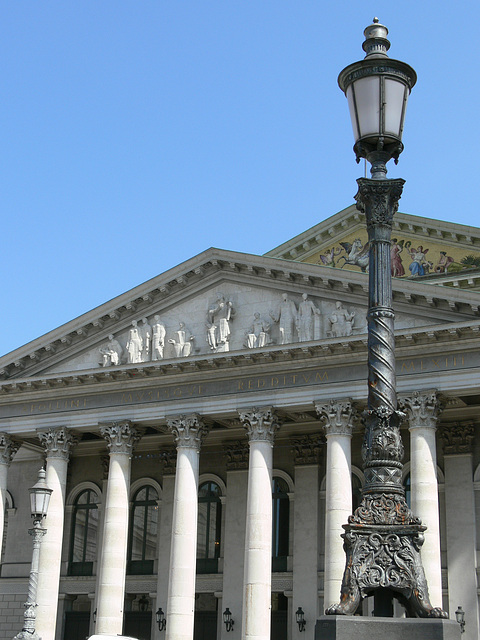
[139, 317, 152, 362]
[126, 320, 143, 364]
[99, 334, 123, 367]
[328, 301, 355, 338]
[270, 293, 298, 344]
[208, 292, 235, 352]
[168, 322, 194, 357]
[297, 293, 321, 342]
[435, 251, 454, 273]
[391, 239, 405, 277]
[245, 312, 270, 349]
[152, 316, 166, 360]
[408, 246, 431, 277]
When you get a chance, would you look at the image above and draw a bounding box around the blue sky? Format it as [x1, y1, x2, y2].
[2, 2, 479, 356]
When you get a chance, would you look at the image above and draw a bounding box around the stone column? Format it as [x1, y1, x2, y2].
[315, 399, 355, 611]
[442, 423, 479, 640]
[221, 441, 249, 640]
[155, 448, 176, 640]
[0, 433, 20, 555]
[165, 414, 209, 640]
[95, 421, 140, 635]
[35, 427, 77, 640]
[239, 407, 282, 640]
[400, 390, 443, 607]
[291, 435, 322, 637]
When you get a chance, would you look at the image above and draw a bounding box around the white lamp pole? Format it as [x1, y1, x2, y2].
[13, 468, 52, 640]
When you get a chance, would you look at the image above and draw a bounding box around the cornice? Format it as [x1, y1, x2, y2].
[1, 248, 480, 382]
[0, 318, 479, 401]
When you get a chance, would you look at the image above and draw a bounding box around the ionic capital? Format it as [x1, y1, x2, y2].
[239, 406, 282, 444]
[100, 421, 141, 456]
[167, 414, 209, 450]
[0, 433, 21, 466]
[399, 390, 443, 430]
[37, 427, 78, 461]
[315, 399, 356, 437]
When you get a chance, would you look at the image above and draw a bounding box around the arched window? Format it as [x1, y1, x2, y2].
[352, 473, 363, 512]
[272, 477, 289, 572]
[197, 481, 222, 574]
[128, 485, 159, 575]
[69, 489, 99, 576]
[404, 473, 411, 508]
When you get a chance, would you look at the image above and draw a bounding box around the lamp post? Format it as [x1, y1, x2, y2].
[326, 19, 448, 619]
[13, 468, 52, 640]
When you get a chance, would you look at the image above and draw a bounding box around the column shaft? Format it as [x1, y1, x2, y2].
[95, 454, 132, 634]
[0, 434, 20, 556]
[36, 428, 76, 640]
[166, 414, 208, 640]
[239, 407, 281, 640]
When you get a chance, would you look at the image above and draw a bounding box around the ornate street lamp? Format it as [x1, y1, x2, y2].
[156, 607, 166, 632]
[295, 606, 306, 632]
[326, 20, 448, 619]
[223, 607, 234, 632]
[455, 606, 465, 634]
[13, 468, 52, 640]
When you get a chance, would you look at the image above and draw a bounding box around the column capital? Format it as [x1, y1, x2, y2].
[441, 422, 475, 455]
[399, 390, 443, 430]
[160, 447, 177, 474]
[290, 433, 324, 465]
[100, 420, 141, 456]
[315, 399, 357, 437]
[0, 433, 21, 466]
[167, 414, 209, 450]
[37, 426, 78, 461]
[355, 178, 405, 234]
[239, 406, 282, 444]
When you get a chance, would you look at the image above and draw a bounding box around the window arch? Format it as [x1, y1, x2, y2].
[128, 484, 159, 575]
[197, 480, 222, 574]
[69, 488, 99, 576]
[272, 476, 290, 572]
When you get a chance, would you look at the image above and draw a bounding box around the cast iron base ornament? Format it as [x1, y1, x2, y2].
[326, 178, 448, 619]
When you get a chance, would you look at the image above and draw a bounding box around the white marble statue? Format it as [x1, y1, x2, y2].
[152, 316, 166, 360]
[270, 293, 298, 344]
[99, 334, 123, 367]
[297, 293, 321, 342]
[208, 292, 234, 352]
[139, 317, 152, 362]
[328, 301, 355, 338]
[126, 320, 143, 364]
[245, 313, 270, 349]
[168, 322, 195, 357]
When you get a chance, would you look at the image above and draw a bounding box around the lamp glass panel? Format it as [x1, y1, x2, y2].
[353, 76, 380, 138]
[30, 489, 50, 517]
[384, 78, 407, 138]
[346, 85, 359, 142]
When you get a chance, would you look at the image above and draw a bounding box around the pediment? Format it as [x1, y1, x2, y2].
[0, 248, 478, 381]
[266, 205, 480, 286]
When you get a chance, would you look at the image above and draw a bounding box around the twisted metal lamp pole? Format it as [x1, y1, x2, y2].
[13, 468, 52, 640]
[326, 19, 448, 618]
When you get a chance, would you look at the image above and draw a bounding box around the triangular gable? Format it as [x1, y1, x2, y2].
[265, 205, 480, 284]
[1, 248, 479, 381]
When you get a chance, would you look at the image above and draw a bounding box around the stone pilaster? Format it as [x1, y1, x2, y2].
[315, 399, 356, 611]
[35, 427, 77, 640]
[95, 421, 140, 635]
[441, 423, 478, 639]
[239, 407, 282, 640]
[399, 390, 443, 607]
[165, 414, 209, 640]
[0, 433, 20, 557]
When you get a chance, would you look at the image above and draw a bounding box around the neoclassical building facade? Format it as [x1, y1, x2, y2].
[1, 206, 480, 640]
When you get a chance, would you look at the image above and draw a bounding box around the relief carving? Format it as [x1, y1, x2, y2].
[224, 441, 249, 470]
[441, 423, 475, 454]
[207, 292, 234, 352]
[270, 293, 298, 344]
[245, 313, 271, 349]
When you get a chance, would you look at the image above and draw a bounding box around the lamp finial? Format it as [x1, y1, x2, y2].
[363, 18, 390, 58]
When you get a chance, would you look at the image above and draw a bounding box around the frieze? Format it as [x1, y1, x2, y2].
[0, 350, 475, 421]
[441, 423, 475, 454]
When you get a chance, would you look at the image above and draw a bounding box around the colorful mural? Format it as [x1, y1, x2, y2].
[309, 235, 480, 277]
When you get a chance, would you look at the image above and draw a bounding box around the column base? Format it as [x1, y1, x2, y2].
[315, 616, 460, 639]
